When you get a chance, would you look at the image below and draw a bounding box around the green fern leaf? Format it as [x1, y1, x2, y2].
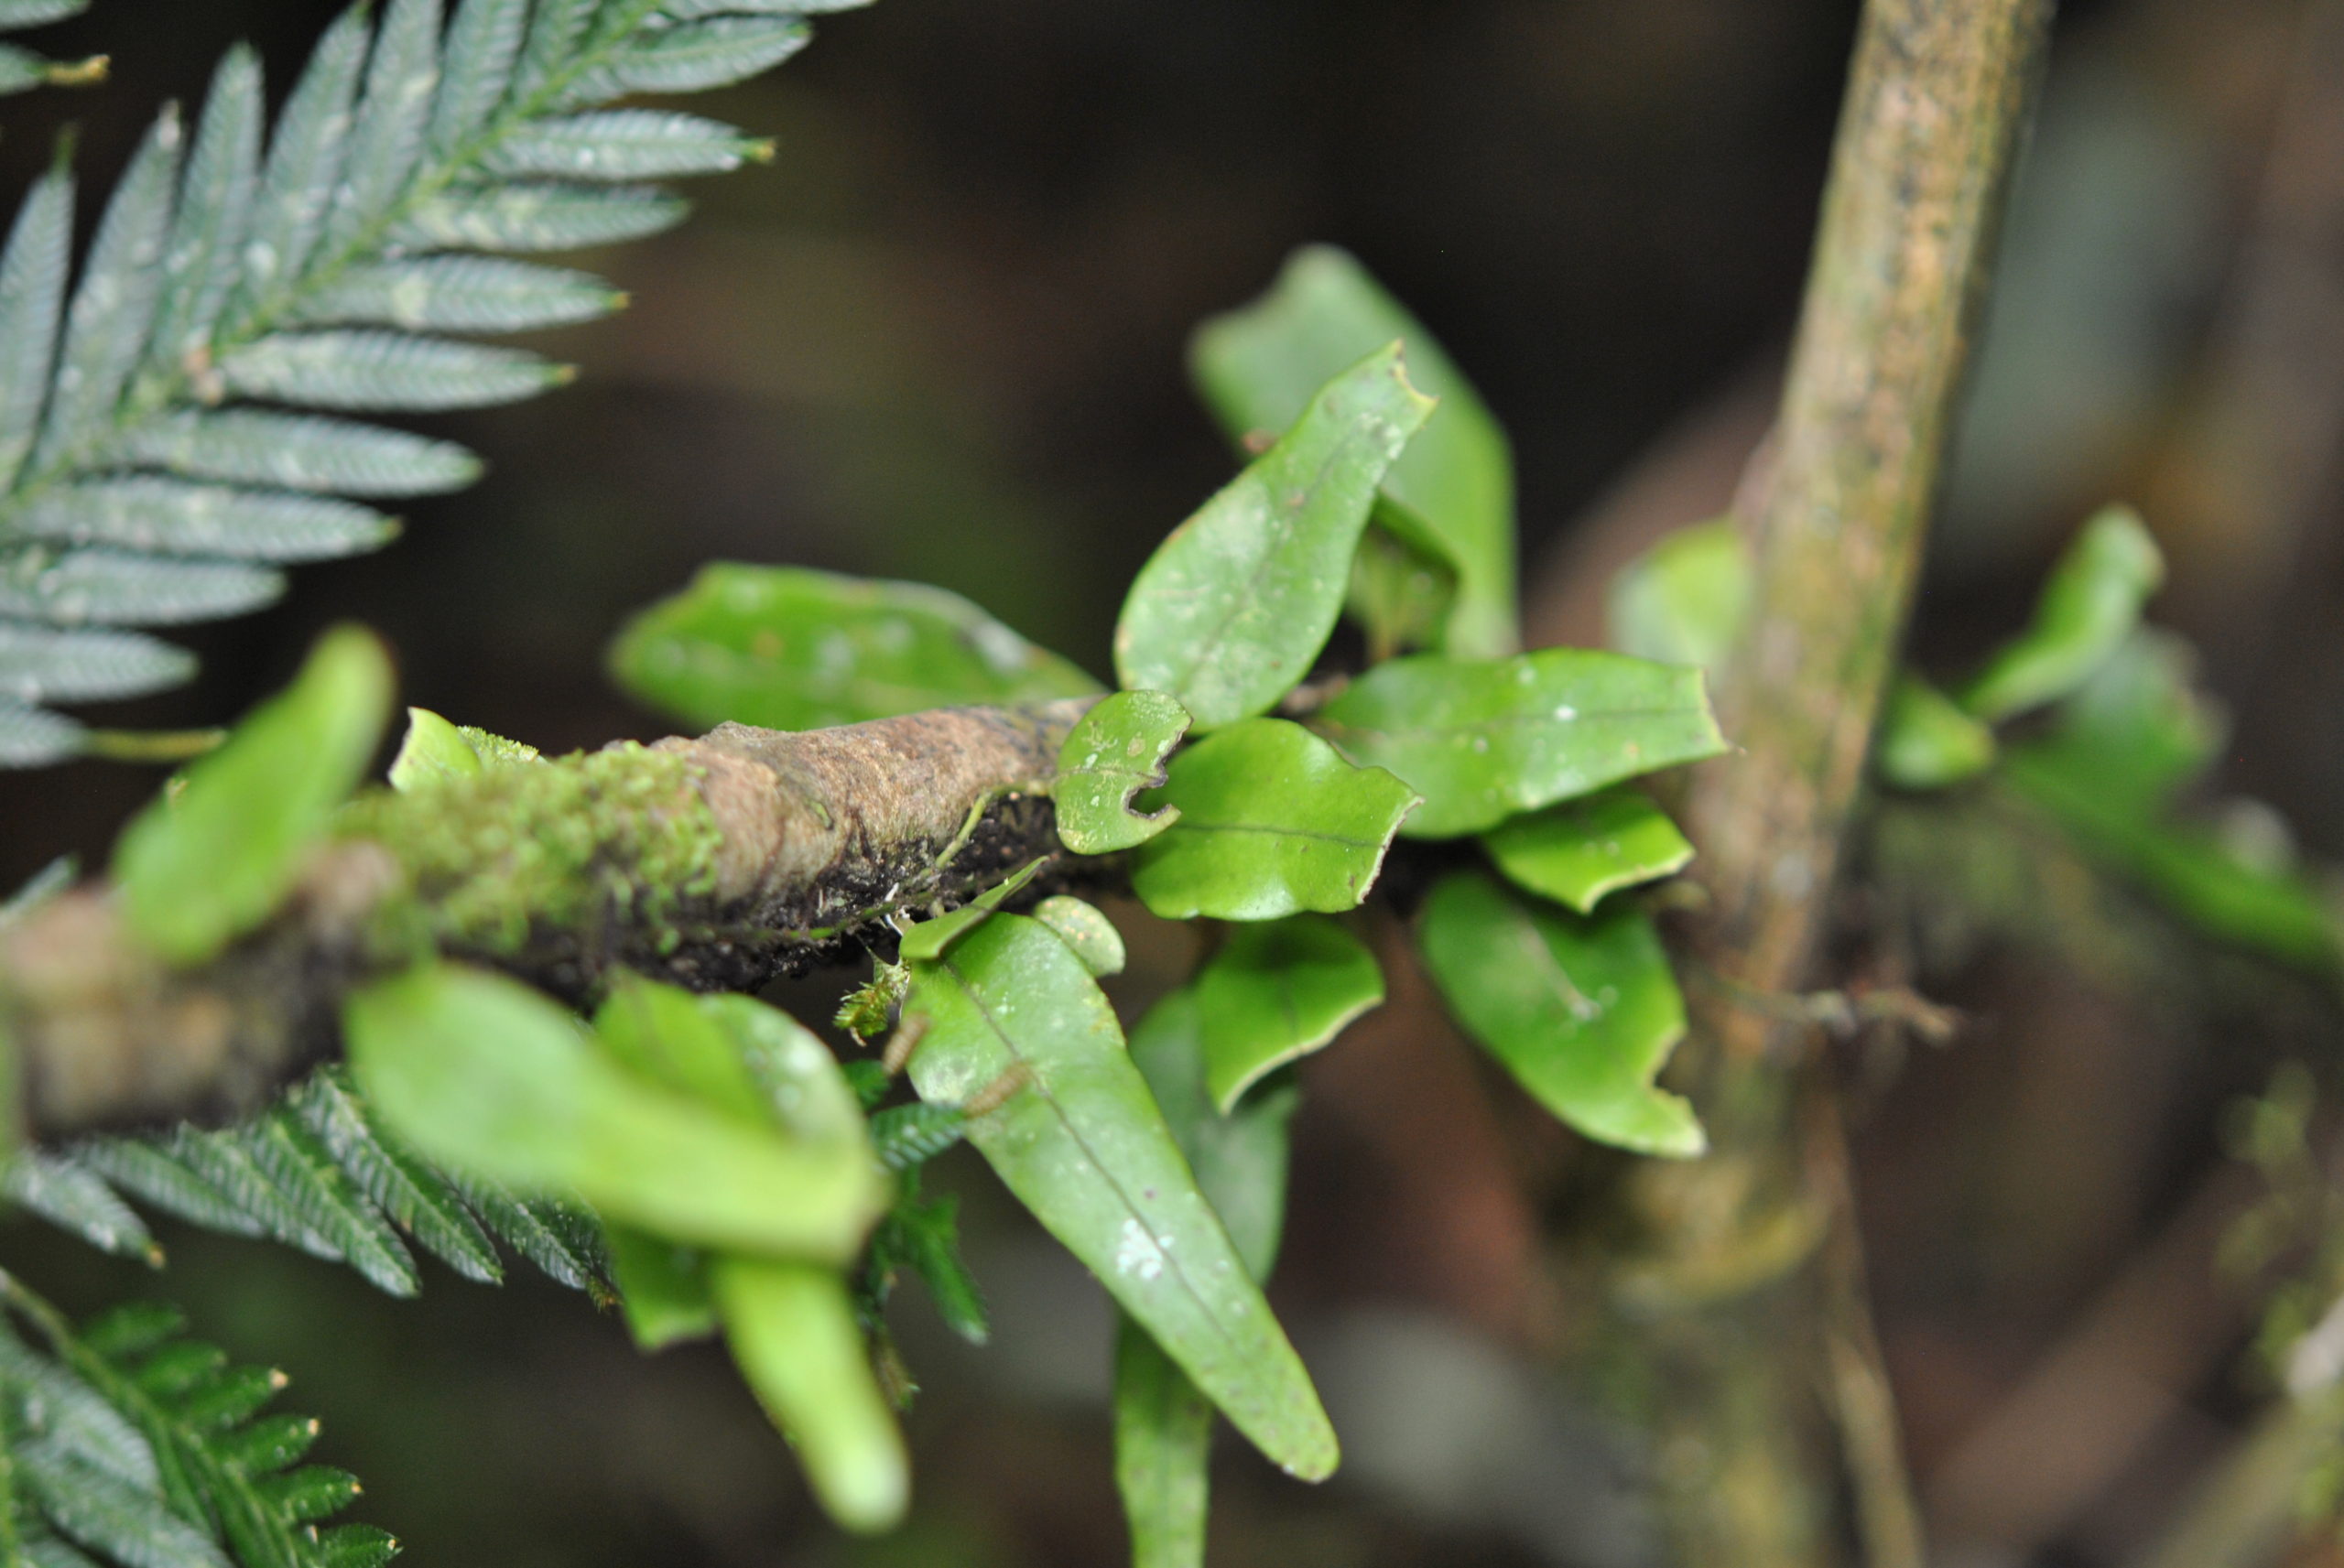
[60, 1145, 266, 1242]
[217, 330, 567, 410]
[429, 0, 529, 155]
[115, 411, 478, 498]
[569, 15, 808, 100]
[233, 1112, 422, 1298]
[0, 627, 192, 703]
[0, 1323, 157, 1487]
[285, 1068, 504, 1285]
[325, 0, 445, 253]
[396, 180, 686, 251]
[32, 111, 183, 475]
[21, 481, 396, 562]
[0, 553, 284, 627]
[489, 109, 768, 178]
[294, 256, 621, 333]
[0, 3, 92, 29]
[511, 0, 596, 103]
[140, 49, 263, 397]
[437, 1171, 604, 1292]
[312, 1525, 398, 1568]
[1, 1153, 158, 1265]
[0, 166, 71, 490]
[14, 1441, 230, 1568]
[232, 6, 372, 313]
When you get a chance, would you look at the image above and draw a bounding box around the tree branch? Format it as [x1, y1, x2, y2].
[0, 701, 1097, 1141]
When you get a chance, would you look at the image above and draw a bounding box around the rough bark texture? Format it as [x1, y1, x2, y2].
[1616, 1, 2056, 1563]
[0, 701, 1094, 1142]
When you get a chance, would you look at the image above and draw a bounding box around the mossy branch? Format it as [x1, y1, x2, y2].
[0, 700, 1097, 1141]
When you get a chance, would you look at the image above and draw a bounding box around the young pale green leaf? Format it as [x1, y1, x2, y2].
[604, 1226, 716, 1350]
[1030, 894, 1125, 977]
[346, 962, 887, 1260]
[395, 182, 688, 253]
[0, 165, 71, 491]
[32, 108, 182, 473]
[1606, 517, 1751, 670]
[0, 626, 194, 703]
[1191, 245, 1517, 660]
[490, 110, 770, 179]
[111, 624, 392, 966]
[1052, 689, 1189, 854]
[1311, 649, 1726, 838]
[895, 859, 1048, 963]
[596, 980, 873, 1158]
[1961, 505, 2165, 722]
[1116, 343, 1435, 728]
[0, 551, 284, 627]
[21, 480, 396, 562]
[295, 254, 624, 333]
[1130, 718, 1418, 922]
[906, 914, 1337, 1480]
[1874, 675, 1997, 790]
[1418, 871, 1703, 1158]
[219, 330, 569, 411]
[385, 705, 484, 791]
[1113, 987, 1302, 1568]
[1480, 785, 1693, 914]
[613, 563, 1100, 730]
[711, 1256, 906, 1533]
[119, 409, 481, 497]
[141, 48, 262, 390]
[1194, 916, 1381, 1113]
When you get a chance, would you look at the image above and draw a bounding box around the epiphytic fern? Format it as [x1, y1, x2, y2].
[13, 1068, 613, 1299]
[0, 0, 864, 766]
[0, 1282, 391, 1568]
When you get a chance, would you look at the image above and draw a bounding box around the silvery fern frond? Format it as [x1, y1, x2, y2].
[0, 0, 106, 100]
[0, 0, 865, 765]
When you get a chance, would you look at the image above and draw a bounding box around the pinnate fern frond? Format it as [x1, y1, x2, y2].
[0, 1282, 394, 1568]
[0, 1, 105, 100]
[0, 0, 865, 765]
[16, 1069, 612, 1300]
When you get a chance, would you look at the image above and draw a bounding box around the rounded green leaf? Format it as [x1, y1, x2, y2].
[1130, 718, 1420, 922]
[1311, 649, 1727, 838]
[1193, 916, 1382, 1113]
[711, 1256, 908, 1533]
[1417, 871, 1704, 1159]
[1115, 342, 1435, 729]
[344, 963, 887, 1261]
[906, 915, 1338, 1481]
[113, 624, 393, 965]
[1053, 689, 1189, 854]
[1874, 676, 1997, 791]
[385, 705, 482, 792]
[1960, 505, 2165, 723]
[609, 563, 1101, 731]
[1031, 894, 1126, 977]
[1190, 245, 1518, 660]
[1480, 786, 1695, 914]
[1606, 517, 1751, 671]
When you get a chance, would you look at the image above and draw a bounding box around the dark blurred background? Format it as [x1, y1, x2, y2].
[9, 0, 2344, 1563]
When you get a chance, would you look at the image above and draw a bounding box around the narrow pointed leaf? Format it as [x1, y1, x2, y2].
[67, 1142, 264, 1239]
[0, 627, 192, 704]
[0, 168, 73, 490]
[233, 5, 370, 310]
[711, 1257, 907, 1533]
[1875, 675, 1997, 790]
[511, 0, 594, 103]
[236, 1109, 421, 1296]
[21, 481, 395, 562]
[1194, 916, 1380, 1112]
[2013, 627, 2221, 817]
[1418, 871, 1703, 1157]
[3, 1152, 157, 1262]
[906, 914, 1338, 1480]
[438, 1168, 595, 1290]
[584, 16, 810, 98]
[219, 330, 565, 411]
[17, 1440, 230, 1568]
[1052, 689, 1188, 854]
[1481, 785, 1694, 914]
[142, 48, 263, 385]
[1116, 343, 1434, 728]
[895, 860, 1047, 963]
[429, 0, 529, 153]
[1129, 718, 1418, 922]
[119, 409, 479, 497]
[396, 182, 687, 253]
[1192, 245, 1518, 659]
[0, 699, 79, 764]
[490, 110, 769, 179]
[287, 1067, 503, 1284]
[1962, 505, 2165, 721]
[325, 0, 443, 250]
[612, 563, 1100, 731]
[346, 962, 886, 1260]
[112, 626, 391, 965]
[155, 1127, 341, 1260]
[0, 1, 92, 27]
[0, 553, 283, 627]
[295, 254, 623, 332]
[1312, 650, 1726, 838]
[1606, 517, 1751, 671]
[33, 108, 183, 470]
